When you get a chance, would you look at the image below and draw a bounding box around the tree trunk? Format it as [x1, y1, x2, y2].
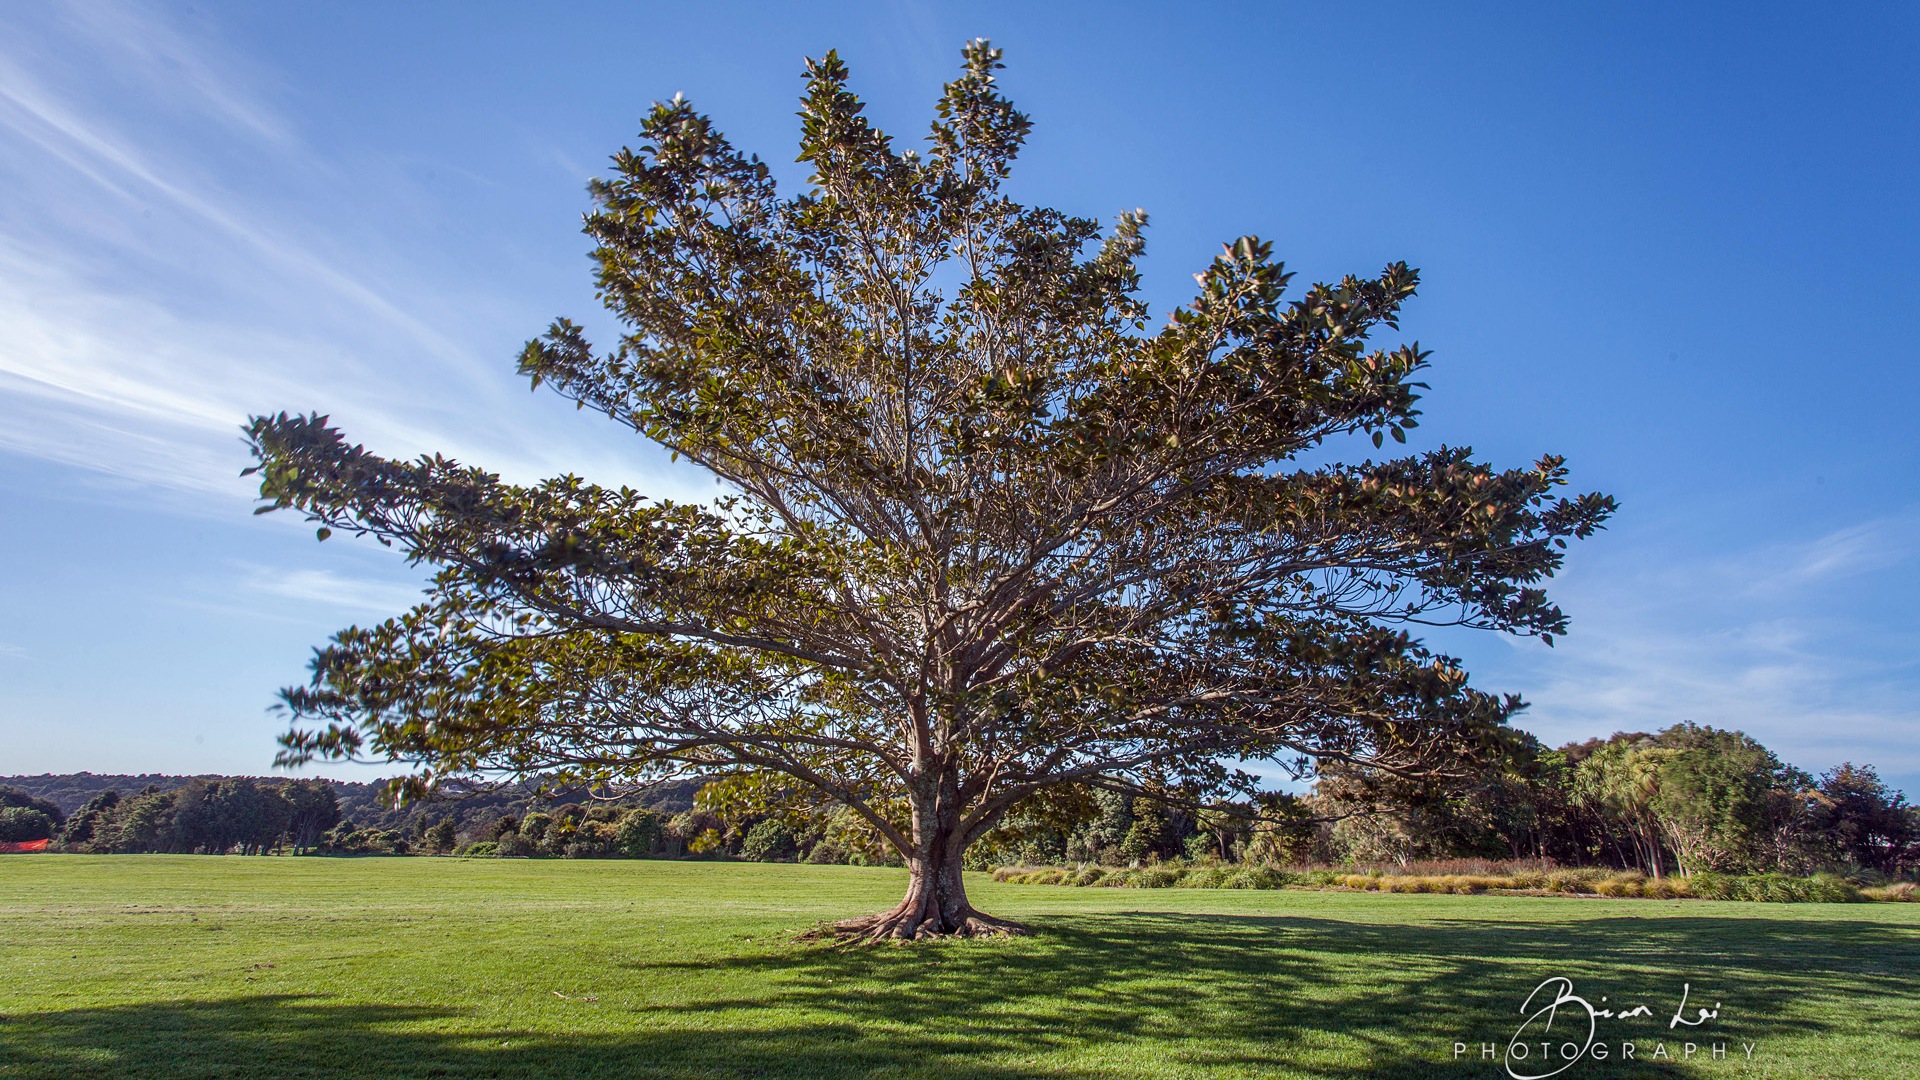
[806, 784, 1025, 944]
[1638, 829, 1664, 879]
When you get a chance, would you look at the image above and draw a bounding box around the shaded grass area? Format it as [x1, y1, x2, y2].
[0, 857, 1916, 1078]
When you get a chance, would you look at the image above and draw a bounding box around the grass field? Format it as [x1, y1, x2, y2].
[1, 857, 1915, 1078]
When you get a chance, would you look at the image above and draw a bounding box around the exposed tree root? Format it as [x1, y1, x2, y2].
[799, 904, 1029, 946]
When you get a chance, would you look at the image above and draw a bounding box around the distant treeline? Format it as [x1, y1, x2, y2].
[5, 723, 1914, 879]
[0, 774, 699, 857]
[3, 772, 696, 827]
[971, 723, 1920, 880]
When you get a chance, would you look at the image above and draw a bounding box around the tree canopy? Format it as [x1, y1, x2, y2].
[248, 40, 1613, 938]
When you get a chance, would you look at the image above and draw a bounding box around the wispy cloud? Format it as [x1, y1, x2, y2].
[1756, 518, 1911, 589]
[49, 1, 291, 145]
[1470, 512, 1920, 780]
[0, 1, 710, 506]
[0, 5, 478, 354]
[241, 566, 427, 616]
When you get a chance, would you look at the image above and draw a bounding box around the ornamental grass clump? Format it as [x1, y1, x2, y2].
[1686, 872, 1861, 903]
[1593, 871, 1646, 897]
[1177, 866, 1234, 889]
[1229, 867, 1296, 889]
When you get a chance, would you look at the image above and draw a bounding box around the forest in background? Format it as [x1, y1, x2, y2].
[3, 721, 1914, 881]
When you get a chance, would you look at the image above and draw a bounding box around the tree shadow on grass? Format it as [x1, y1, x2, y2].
[2, 912, 1913, 1079]
[0, 993, 1074, 1080]
[623, 910, 1917, 1078]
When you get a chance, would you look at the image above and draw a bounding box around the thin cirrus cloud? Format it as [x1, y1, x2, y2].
[242, 566, 429, 617]
[0, 3, 704, 509]
[1748, 518, 1912, 593]
[1474, 514, 1920, 779]
[0, 3, 715, 782]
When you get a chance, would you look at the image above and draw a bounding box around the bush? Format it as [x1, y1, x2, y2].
[1803, 873, 1861, 903]
[0, 807, 55, 843]
[986, 861, 1891, 903]
[1133, 867, 1181, 888]
[319, 826, 408, 855]
[1180, 866, 1233, 889]
[423, 818, 458, 855]
[518, 813, 553, 842]
[741, 820, 799, 862]
[615, 810, 664, 858]
[1687, 872, 1861, 903]
[495, 833, 536, 858]
[459, 841, 498, 858]
[804, 841, 850, 864]
[1230, 867, 1295, 889]
[1644, 877, 1685, 899]
[564, 820, 620, 858]
[1594, 871, 1647, 897]
[0, 788, 64, 830]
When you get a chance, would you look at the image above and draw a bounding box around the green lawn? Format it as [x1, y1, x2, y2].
[0, 857, 1915, 1079]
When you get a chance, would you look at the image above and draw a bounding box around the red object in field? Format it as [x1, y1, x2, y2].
[0, 839, 51, 853]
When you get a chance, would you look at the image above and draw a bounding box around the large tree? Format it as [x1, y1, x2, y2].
[249, 42, 1613, 940]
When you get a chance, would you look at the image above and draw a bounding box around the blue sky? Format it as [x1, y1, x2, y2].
[1, 2, 1915, 794]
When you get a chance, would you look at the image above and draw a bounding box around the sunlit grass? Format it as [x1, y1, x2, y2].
[1, 856, 1915, 1078]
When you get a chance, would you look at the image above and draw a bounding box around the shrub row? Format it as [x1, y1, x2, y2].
[991, 864, 1894, 902]
[993, 865, 1303, 889]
